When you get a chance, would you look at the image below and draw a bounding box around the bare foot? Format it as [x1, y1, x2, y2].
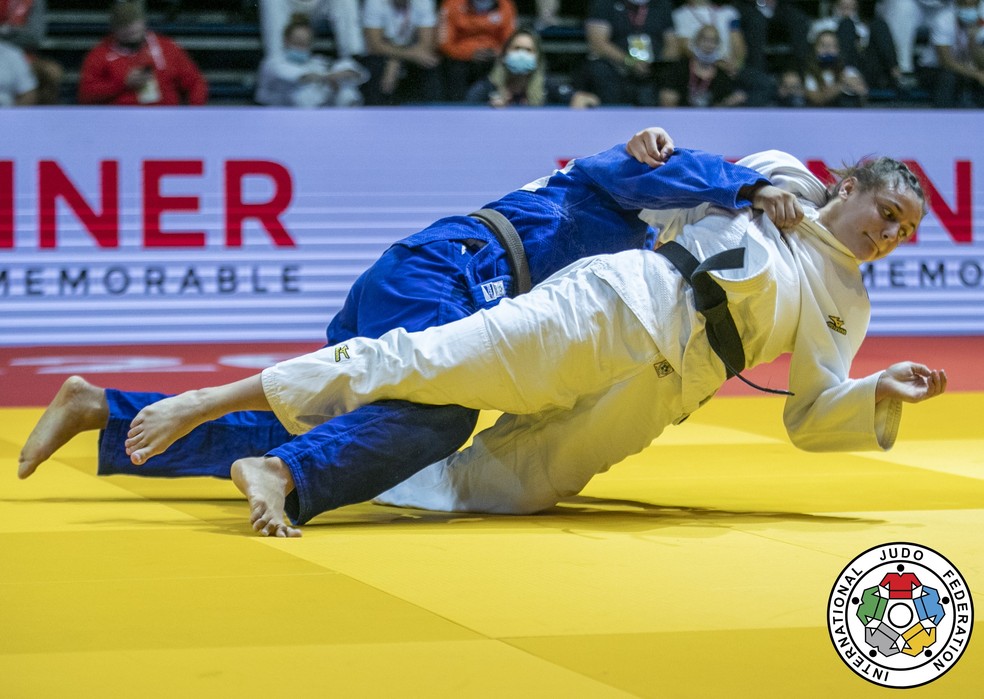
[231, 456, 301, 538]
[125, 390, 211, 466]
[18, 376, 108, 479]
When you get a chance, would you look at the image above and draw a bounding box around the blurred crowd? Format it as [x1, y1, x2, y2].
[2, 0, 983, 108]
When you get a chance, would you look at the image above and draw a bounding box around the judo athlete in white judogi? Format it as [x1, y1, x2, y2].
[253, 150, 941, 520]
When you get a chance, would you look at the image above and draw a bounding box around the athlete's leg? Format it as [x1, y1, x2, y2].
[376, 367, 684, 514]
[19, 376, 108, 479]
[124, 375, 271, 466]
[263, 254, 663, 432]
[269, 239, 489, 524]
[19, 375, 292, 480]
[107, 384, 291, 477]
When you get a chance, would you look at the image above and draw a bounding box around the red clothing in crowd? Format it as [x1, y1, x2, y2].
[438, 0, 516, 61]
[0, 0, 34, 27]
[78, 31, 208, 106]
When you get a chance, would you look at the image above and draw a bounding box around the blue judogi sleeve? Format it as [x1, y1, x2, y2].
[572, 146, 768, 212]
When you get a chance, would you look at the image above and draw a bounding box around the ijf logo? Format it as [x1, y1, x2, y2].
[827, 542, 973, 688]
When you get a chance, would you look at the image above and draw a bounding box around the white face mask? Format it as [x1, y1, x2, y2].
[692, 47, 719, 65]
[503, 49, 537, 74]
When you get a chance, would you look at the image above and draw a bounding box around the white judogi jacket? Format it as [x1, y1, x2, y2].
[262, 151, 902, 513]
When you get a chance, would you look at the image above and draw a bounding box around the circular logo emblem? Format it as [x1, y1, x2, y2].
[827, 542, 973, 688]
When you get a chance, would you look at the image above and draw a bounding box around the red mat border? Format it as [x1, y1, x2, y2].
[1, 337, 980, 407]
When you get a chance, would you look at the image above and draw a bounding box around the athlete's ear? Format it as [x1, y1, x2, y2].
[839, 177, 857, 199]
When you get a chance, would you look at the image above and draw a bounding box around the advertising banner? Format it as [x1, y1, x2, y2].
[1, 107, 981, 345]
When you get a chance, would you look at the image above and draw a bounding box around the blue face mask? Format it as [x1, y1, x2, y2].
[957, 8, 979, 25]
[503, 50, 537, 75]
[817, 52, 839, 67]
[285, 48, 311, 64]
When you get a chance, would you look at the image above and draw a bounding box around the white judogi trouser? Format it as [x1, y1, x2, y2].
[374, 367, 685, 514]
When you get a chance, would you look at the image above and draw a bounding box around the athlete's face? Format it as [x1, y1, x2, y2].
[820, 178, 924, 262]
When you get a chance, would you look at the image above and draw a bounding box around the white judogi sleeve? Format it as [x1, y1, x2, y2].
[262, 254, 665, 435]
[782, 218, 902, 451]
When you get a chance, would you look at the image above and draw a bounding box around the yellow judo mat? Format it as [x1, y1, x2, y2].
[2, 393, 981, 698]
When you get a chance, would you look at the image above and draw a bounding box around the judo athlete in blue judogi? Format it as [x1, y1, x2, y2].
[21, 128, 780, 526]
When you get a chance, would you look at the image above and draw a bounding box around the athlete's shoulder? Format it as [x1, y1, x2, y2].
[736, 150, 809, 174]
[737, 151, 827, 206]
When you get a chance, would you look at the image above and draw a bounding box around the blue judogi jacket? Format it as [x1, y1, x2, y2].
[397, 145, 768, 293]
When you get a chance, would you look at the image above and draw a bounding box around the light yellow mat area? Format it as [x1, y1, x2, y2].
[2, 394, 981, 698]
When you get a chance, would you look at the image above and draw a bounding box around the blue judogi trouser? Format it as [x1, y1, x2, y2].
[97, 237, 502, 524]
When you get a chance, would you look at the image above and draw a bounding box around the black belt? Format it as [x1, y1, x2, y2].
[654, 241, 792, 396]
[469, 208, 532, 296]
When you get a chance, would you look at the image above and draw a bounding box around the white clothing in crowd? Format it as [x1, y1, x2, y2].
[0, 38, 36, 106]
[260, 0, 366, 58]
[255, 53, 368, 106]
[362, 0, 438, 47]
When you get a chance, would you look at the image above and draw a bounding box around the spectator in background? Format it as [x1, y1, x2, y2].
[78, 2, 207, 105]
[362, 0, 443, 104]
[583, 0, 678, 106]
[877, 0, 955, 82]
[919, 0, 984, 106]
[809, 0, 902, 90]
[465, 26, 598, 105]
[737, 0, 811, 74]
[259, 1, 365, 60]
[659, 23, 747, 106]
[0, 34, 36, 105]
[0, 0, 63, 103]
[255, 11, 369, 106]
[774, 66, 806, 105]
[803, 29, 868, 106]
[670, 0, 772, 105]
[439, 0, 517, 102]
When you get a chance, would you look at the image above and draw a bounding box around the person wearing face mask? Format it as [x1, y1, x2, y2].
[255, 12, 369, 106]
[77, 1, 207, 105]
[259, 1, 366, 62]
[669, 0, 772, 106]
[803, 29, 868, 107]
[464, 27, 599, 106]
[916, 0, 984, 106]
[659, 23, 747, 107]
[808, 0, 903, 92]
[439, 0, 517, 101]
